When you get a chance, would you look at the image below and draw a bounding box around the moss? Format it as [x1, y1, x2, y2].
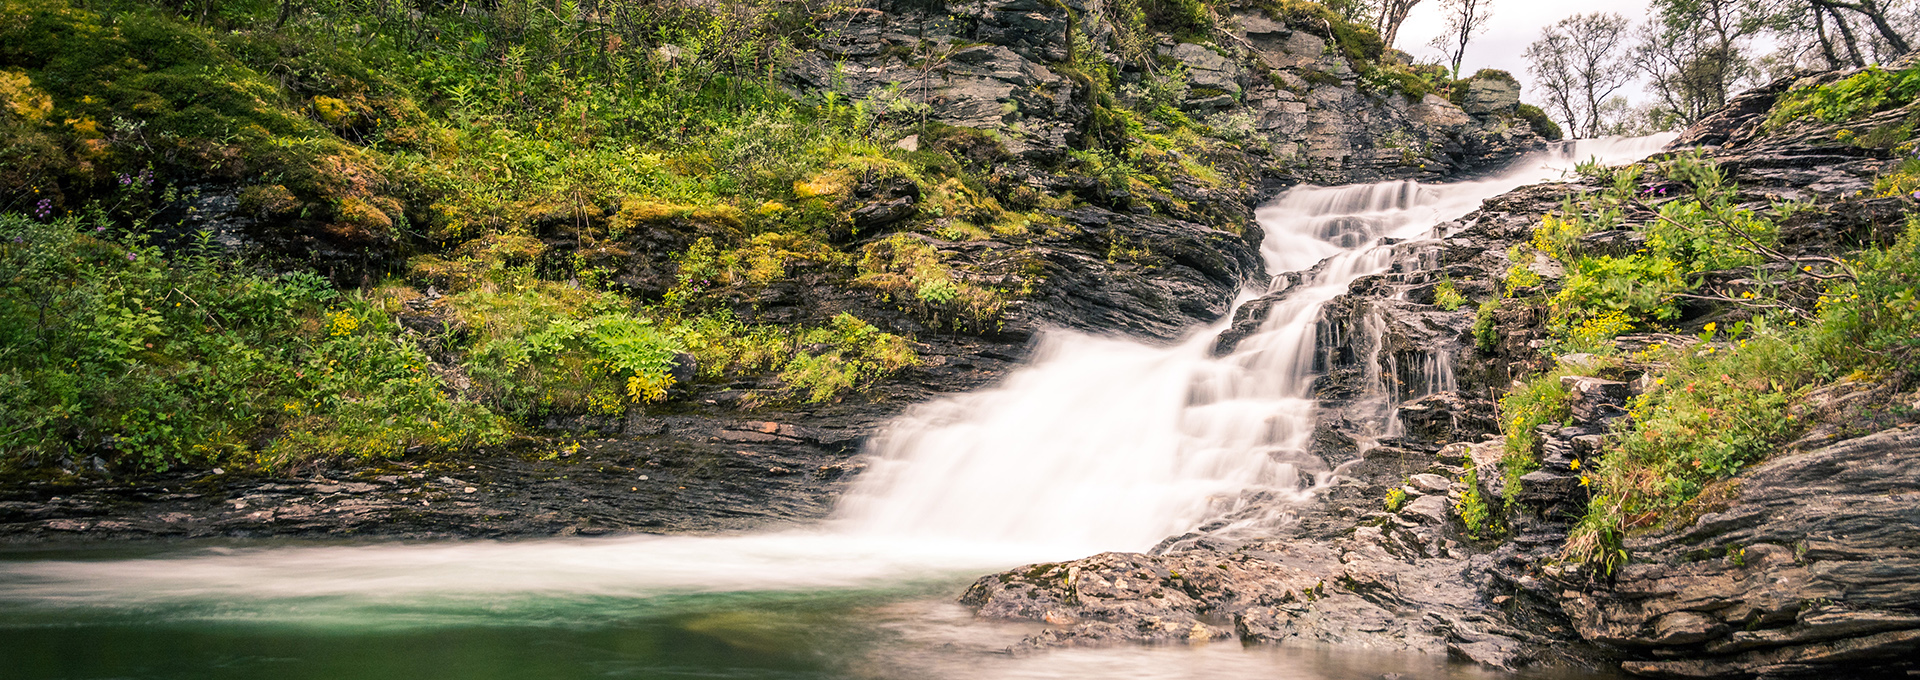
[1515, 104, 1563, 141]
[856, 234, 1005, 332]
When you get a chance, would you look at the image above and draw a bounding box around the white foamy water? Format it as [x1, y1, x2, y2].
[835, 134, 1675, 549]
[0, 136, 1673, 614]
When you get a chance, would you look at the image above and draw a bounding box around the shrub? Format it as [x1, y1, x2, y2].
[1456, 466, 1501, 539]
[0, 214, 505, 472]
[1565, 327, 1813, 570]
[856, 234, 1005, 332]
[1811, 215, 1920, 367]
[1473, 299, 1502, 352]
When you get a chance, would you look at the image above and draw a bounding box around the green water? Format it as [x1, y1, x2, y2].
[0, 538, 1617, 680]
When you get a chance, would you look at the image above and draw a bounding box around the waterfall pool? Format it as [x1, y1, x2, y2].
[1, 537, 1617, 680]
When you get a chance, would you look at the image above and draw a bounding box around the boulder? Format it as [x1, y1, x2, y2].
[1461, 73, 1520, 115]
[1562, 427, 1920, 678]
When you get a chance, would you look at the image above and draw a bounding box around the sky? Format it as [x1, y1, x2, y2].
[1393, 0, 1657, 104]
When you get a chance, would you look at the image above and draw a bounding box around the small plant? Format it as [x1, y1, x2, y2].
[1384, 487, 1409, 512]
[1456, 466, 1501, 539]
[1433, 277, 1467, 311]
[1473, 299, 1503, 352]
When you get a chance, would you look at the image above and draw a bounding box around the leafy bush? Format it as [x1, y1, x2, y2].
[856, 234, 1005, 332]
[1812, 215, 1920, 367]
[777, 313, 919, 403]
[0, 214, 505, 472]
[1497, 365, 1578, 494]
[1565, 327, 1812, 570]
[1384, 486, 1408, 512]
[1455, 466, 1501, 539]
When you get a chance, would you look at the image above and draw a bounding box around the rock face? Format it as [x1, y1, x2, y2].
[788, 0, 1545, 183]
[1561, 427, 1920, 679]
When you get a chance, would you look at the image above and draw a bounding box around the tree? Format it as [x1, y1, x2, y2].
[1809, 0, 1913, 54]
[1526, 13, 1637, 138]
[1374, 0, 1425, 49]
[1633, 0, 1770, 126]
[1430, 0, 1493, 78]
[1765, 0, 1918, 69]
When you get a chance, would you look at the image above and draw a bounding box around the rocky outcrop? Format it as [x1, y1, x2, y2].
[789, 0, 1545, 184]
[1560, 426, 1920, 679]
[961, 525, 1580, 668]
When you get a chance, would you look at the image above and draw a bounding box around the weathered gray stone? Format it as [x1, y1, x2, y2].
[1461, 74, 1520, 115]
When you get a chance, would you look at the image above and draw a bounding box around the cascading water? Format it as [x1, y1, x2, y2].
[834, 134, 1676, 551]
[0, 135, 1675, 631]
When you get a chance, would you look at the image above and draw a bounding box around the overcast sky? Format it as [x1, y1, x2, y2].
[1394, 0, 1657, 103]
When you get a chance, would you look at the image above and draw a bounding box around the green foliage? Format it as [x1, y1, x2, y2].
[856, 234, 1005, 332]
[1384, 486, 1409, 512]
[1502, 247, 1543, 297]
[1565, 326, 1812, 568]
[1498, 365, 1577, 488]
[0, 214, 505, 472]
[1473, 299, 1502, 352]
[1551, 255, 1685, 329]
[1545, 153, 1920, 571]
[1534, 152, 1777, 352]
[1139, 0, 1215, 38]
[1433, 277, 1467, 311]
[1766, 66, 1920, 130]
[777, 313, 919, 403]
[1515, 104, 1563, 141]
[1811, 215, 1920, 367]
[1455, 466, 1501, 540]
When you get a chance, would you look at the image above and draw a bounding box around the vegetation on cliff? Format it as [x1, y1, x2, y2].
[4, 0, 1495, 474]
[1479, 66, 1920, 573]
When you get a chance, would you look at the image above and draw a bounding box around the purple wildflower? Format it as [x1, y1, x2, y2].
[33, 198, 52, 219]
[126, 253, 136, 261]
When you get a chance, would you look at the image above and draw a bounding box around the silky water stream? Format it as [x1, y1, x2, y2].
[0, 137, 1671, 680]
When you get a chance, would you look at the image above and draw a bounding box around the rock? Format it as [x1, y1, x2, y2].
[1560, 376, 1631, 423]
[1460, 72, 1520, 115]
[1563, 427, 1920, 678]
[1164, 42, 1243, 95]
[1399, 494, 1451, 524]
[1408, 474, 1452, 494]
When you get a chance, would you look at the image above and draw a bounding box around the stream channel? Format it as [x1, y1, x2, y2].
[0, 137, 1672, 680]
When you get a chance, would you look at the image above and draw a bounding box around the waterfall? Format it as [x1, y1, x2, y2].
[0, 137, 1676, 613]
[835, 135, 1677, 553]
